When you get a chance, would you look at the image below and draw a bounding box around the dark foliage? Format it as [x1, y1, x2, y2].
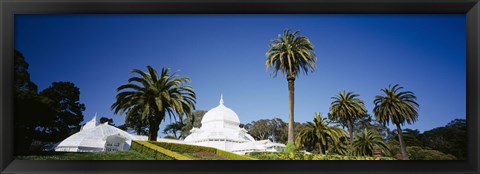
[99, 117, 115, 126]
[421, 119, 466, 160]
[243, 117, 288, 143]
[14, 49, 85, 154]
[37, 82, 85, 142]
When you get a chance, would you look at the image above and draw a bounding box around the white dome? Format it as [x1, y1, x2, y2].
[201, 95, 240, 127]
[55, 118, 135, 152]
[183, 95, 286, 154]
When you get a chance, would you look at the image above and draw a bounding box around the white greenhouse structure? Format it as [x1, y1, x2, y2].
[184, 95, 285, 154]
[54, 116, 147, 152]
[53, 95, 285, 154]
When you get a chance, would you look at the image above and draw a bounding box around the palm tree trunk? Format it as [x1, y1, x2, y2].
[318, 143, 324, 155]
[173, 132, 177, 139]
[287, 78, 295, 144]
[347, 120, 353, 146]
[396, 123, 409, 160]
[148, 117, 159, 141]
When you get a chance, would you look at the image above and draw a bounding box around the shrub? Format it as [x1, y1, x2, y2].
[150, 141, 215, 154]
[245, 152, 395, 160]
[246, 152, 280, 160]
[407, 146, 457, 160]
[216, 149, 257, 160]
[283, 142, 297, 153]
[188, 152, 229, 160]
[131, 141, 192, 160]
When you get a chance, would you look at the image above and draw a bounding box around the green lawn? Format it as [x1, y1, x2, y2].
[182, 152, 229, 160]
[16, 150, 155, 160]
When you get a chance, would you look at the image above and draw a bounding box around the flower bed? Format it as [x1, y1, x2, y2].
[149, 141, 257, 160]
[131, 141, 256, 160]
[246, 152, 395, 160]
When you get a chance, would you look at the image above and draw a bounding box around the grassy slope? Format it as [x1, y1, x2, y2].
[16, 150, 155, 160]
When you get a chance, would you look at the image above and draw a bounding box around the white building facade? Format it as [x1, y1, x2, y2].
[184, 95, 285, 154]
[54, 95, 285, 155]
[54, 115, 148, 152]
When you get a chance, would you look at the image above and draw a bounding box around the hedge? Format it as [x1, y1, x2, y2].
[215, 149, 257, 160]
[150, 141, 215, 154]
[407, 146, 457, 160]
[131, 141, 193, 160]
[149, 141, 256, 160]
[246, 152, 395, 160]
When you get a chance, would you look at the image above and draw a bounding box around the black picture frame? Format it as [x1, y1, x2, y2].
[1, 0, 479, 174]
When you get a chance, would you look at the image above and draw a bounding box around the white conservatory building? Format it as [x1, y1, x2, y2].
[184, 95, 285, 154]
[53, 95, 285, 155]
[54, 115, 148, 152]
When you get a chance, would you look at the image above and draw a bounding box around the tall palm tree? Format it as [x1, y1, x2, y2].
[353, 128, 390, 156]
[373, 84, 419, 160]
[295, 113, 346, 155]
[266, 29, 317, 143]
[329, 90, 367, 147]
[111, 66, 196, 141]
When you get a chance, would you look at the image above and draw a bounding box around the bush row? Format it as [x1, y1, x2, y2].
[215, 149, 257, 160]
[131, 141, 193, 160]
[246, 152, 395, 160]
[149, 141, 215, 153]
[149, 141, 256, 160]
[407, 146, 457, 160]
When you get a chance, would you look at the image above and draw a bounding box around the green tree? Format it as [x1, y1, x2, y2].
[99, 117, 115, 126]
[38, 81, 85, 142]
[244, 119, 271, 140]
[111, 66, 196, 141]
[295, 113, 347, 154]
[265, 29, 317, 144]
[14, 49, 58, 154]
[400, 129, 423, 147]
[15, 90, 56, 154]
[352, 114, 388, 139]
[373, 84, 419, 160]
[14, 49, 38, 92]
[329, 90, 367, 147]
[14, 49, 39, 154]
[125, 110, 149, 135]
[14, 49, 85, 153]
[352, 128, 390, 156]
[163, 121, 186, 139]
[178, 110, 207, 138]
[422, 119, 466, 160]
[407, 146, 457, 160]
[244, 118, 288, 143]
[327, 136, 349, 155]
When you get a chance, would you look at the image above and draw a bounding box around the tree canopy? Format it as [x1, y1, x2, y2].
[14, 49, 85, 154]
[111, 66, 196, 140]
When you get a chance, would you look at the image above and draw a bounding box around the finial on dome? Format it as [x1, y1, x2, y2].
[220, 94, 224, 105]
[92, 112, 97, 122]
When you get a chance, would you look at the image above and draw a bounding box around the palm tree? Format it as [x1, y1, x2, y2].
[327, 136, 349, 155]
[266, 29, 317, 143]
[295, 113, 346, 155]
[352, 128, 390, 156]
[111, 66, 196, 141]
[329, 90, 367, 147]
[373, 84, 419, 160]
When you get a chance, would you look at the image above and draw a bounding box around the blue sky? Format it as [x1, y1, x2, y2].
[14, 14, 466, 134]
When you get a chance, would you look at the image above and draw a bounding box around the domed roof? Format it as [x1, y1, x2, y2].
[55, 117, 135, 152]
[201, 95, 240, 125]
